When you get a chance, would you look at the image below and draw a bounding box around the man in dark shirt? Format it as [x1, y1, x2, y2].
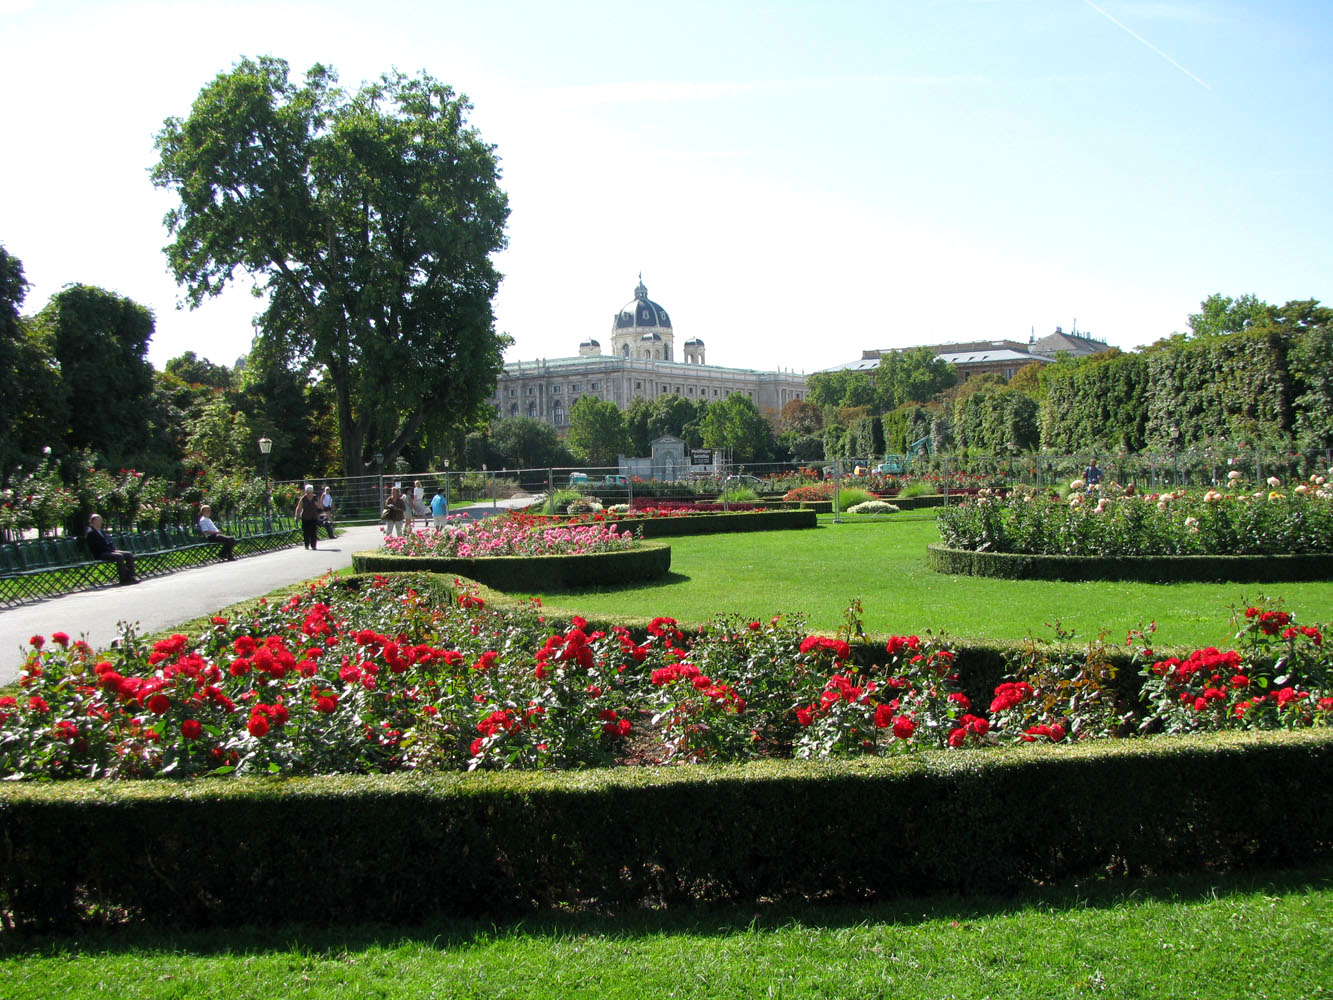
[86, 513, 138, 585]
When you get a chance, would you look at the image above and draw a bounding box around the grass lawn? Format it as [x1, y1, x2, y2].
[512, 516, 1333, 648]
[1, 868, 1329, 999]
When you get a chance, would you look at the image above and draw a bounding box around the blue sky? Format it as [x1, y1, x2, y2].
[1, 0, 1329, 375]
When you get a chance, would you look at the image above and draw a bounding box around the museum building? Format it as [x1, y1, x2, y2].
[491, 278, 809, 428]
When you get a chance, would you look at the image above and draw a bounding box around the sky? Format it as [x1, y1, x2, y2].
[1, 0, 1330, 377]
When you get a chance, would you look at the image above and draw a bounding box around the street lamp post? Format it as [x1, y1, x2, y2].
[442, 458, 450, 517]
[258, 437, 273, 530]
[375, 453, 384, 512]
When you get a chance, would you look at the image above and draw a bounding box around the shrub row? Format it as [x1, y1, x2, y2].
[3, 730, 1328, 929]
[927, 542, 1333, 583]
[606, 509, 816, 537]
[351, 540, 672, 590]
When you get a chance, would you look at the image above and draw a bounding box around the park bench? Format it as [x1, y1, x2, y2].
[0, 518, 302, 608]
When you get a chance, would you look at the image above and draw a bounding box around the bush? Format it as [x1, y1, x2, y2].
[4, 731, 1331, 928]
[898, 479, 936, 499]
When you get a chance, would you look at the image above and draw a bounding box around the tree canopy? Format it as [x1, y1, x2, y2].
[566, 396, 631, 466]
[701, 393, 777, 463]
[152, 57, 510, 477]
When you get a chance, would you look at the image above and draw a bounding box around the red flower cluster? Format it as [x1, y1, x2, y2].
[800, 635, 852, 661]
[989, 681, 1034, 714]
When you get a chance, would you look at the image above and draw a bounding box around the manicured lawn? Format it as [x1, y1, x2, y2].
[515, 517, 1333, 648]
[2, 868, 1329, 999]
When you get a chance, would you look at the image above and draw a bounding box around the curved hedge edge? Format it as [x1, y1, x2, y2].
[927, 542, 1333, 583]
[4, 729, 1330, 928]
[351, 540, 671, 590]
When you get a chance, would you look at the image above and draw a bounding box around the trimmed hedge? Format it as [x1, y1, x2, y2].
[351, 540, 671, 590]
[3, 730, 1329, 929]
[606, 509, 815, 537]
[927, 542, 1333, 583]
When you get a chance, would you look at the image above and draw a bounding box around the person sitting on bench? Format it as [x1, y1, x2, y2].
[197, 505, 236, 561]
[86, 513, 138, 585]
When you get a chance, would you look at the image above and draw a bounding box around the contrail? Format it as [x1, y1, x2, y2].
[1084, 0, 1211, 90]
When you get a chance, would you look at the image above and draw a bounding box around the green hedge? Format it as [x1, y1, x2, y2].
[927, 542, 1333, 583]
[351, 540, 671, 590]
[607, 509, 816, 537]
[3, 731, 1329, 929]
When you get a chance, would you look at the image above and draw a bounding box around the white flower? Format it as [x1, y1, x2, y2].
[1267, 476, 1281, 488]
[1069, 494, 1083, 506]
[1184, 516, 1199, 532]
[1227, 470, 1242, 481]
[1070, 479, 1085, 491]
[1295, 484, 1309, 495]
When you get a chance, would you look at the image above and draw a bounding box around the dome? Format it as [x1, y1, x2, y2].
[614, 277, 671, 331]
[580, 338, 600, 346]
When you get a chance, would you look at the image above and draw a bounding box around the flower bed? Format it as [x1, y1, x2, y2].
[937, 481, 1333, 558]
[4, 578, 1328, 780]
[384, 517, 637, 558]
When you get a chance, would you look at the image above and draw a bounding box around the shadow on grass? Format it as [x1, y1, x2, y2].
[4, 864, 1329, 957]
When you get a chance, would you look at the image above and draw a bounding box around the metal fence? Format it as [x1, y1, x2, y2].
[278, 447, 1333, 523]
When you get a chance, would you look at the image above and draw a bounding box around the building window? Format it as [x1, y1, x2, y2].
[571, 383, 581, 392]
[508, 388, 517, 397]
[553, 401, 564, 425]
[634, 381, 642, 389]
[552, 385, 561, 393]
[510, 403, 518, 417]
[528, 402, 537, 418]
[713, 388, 719, 396]
[526, 386, 535, 395]
[687, 386, 694, 395]
[659, 384, 667, 392]
[591, 382, 600, 391]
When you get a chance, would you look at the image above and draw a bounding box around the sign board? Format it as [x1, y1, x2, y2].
[690, 449, 714, 465]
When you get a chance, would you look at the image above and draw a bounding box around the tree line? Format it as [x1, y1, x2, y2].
[804, 295, 1333, 465]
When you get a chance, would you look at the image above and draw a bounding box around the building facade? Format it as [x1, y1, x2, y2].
[492, 278, 808, 428]
[826, 327, 1111, 382]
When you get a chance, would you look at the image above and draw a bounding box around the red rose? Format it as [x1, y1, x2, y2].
[181, 719, 202, 740]
[247, 714, 269, 738]
[892, 715, 916, 740]
[51, 632, 69, 647]
[146, 694, 171, 715]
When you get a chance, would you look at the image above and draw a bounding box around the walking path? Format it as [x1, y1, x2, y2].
[0, 496, 540, 686]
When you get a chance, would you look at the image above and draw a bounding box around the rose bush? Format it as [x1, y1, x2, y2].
[937, 479, 1333, 556]
[3, 579, 1330, 780]
[382, 515, 638, 558]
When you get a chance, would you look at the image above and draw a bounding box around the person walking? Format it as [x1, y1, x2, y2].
[430, 487, 449, 530]
[1083, 458, 1104, 491]
[85, 513, 138, 585]
[383, 486, 407, 537]
[295, 484, 323, 550]
[197, 504, 236, 560]
[320, 486, 335, 539]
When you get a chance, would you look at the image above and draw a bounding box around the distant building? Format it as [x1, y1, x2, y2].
[825, 326, 1110, 381]
[492, 277, 808, 427]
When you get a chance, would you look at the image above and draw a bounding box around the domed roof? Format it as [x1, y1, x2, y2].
[614, 276, 671, 331]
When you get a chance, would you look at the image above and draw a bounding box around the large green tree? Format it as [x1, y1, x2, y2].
[0, 245, 64, 479]
[488, 417, 573, 469]
[33, 284, 156, 468]
[875, 346, 956, 410]
[566, 396, 631, 466]
[701, 393, 777, 463]
[152, 57, 510, 477]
